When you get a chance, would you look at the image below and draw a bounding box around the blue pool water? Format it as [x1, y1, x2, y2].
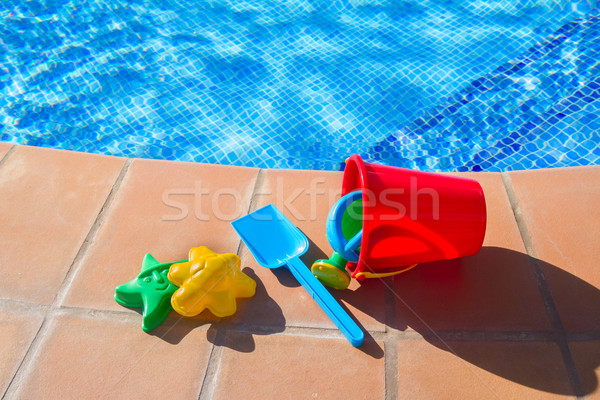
[0, 0, 599, 171]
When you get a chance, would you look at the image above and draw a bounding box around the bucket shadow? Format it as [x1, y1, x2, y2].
[149, 268, 285, 352]
[338, 246, 600, 396]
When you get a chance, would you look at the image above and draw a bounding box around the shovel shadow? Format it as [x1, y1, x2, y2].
[302, 234, 384, 358]
[252, 232, 385, 358]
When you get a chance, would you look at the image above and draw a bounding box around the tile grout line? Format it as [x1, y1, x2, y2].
[54, 159, 132, 307]
[235, 168, 265, 256]
[0, 145, 18, 169]
[383, 340, 399, 400]
[1, 159, 132, 400]
[4, 298, 570, 342]
[567, 331, 600, 341]
[501, 172, 586, 399]
[53, 305, 145, 324]
[1, 316, 54, 400]
[383, 280, 399, 400]
[197, 330, 226, 400]
[247, 168, 266, 213]
[0, 298, 49, 316]
[499, 173, 538, 259]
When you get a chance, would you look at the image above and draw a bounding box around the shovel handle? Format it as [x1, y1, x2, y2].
[287, 257, 364, 347]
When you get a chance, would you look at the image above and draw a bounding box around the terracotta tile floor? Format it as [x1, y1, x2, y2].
[0, 145, 598, 399]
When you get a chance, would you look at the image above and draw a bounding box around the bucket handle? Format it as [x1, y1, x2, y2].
[327, 190, 364, 262]
[354, 263, 418, 279]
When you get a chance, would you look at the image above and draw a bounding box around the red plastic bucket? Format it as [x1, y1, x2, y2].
[342, 155, 486, 280]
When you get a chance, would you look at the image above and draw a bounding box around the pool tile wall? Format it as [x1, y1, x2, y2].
[1, 2, 598, 171]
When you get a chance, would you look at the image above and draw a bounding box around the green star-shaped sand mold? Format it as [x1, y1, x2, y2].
[114, 254, 180, 332]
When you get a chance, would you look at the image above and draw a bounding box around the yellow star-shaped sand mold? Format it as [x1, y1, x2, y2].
[167, 246, 256, 317]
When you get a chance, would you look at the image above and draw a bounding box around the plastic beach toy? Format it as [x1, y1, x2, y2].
[312, 251, 351, 290]
[325, 190, 364, 262]
[311, 190, 363, 289]
[168, 246, 256, 318]
[114, 254, 180, 332]
[339, 155, 487, 280]
[232, 204, 364, 347]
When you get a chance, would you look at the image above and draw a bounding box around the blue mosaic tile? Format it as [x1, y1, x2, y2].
[370, 9, 600, 172]
[0, 1, 598, 170]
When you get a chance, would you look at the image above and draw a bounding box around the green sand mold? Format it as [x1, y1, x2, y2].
[114, 254, 185, 332]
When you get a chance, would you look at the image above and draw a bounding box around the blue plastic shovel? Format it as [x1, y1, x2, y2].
[232, 204, 364, 347]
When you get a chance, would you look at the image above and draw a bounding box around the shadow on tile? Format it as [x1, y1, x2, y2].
[214, 329, 384, 359]
[570, 341, 600, 396]
[351, 329, 385, 359]
[270, 235, 328, 289]
[376, 246, 599, 396]
[149, 268, 286, 352]
[149, 314, 214, 344]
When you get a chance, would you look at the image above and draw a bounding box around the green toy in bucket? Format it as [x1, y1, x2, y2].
[311, 191, 363, 289]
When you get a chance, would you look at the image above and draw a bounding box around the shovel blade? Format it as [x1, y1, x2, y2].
[231, 204, 309, 269]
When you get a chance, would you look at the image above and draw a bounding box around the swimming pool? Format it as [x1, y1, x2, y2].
[1, 0, 599, 171]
